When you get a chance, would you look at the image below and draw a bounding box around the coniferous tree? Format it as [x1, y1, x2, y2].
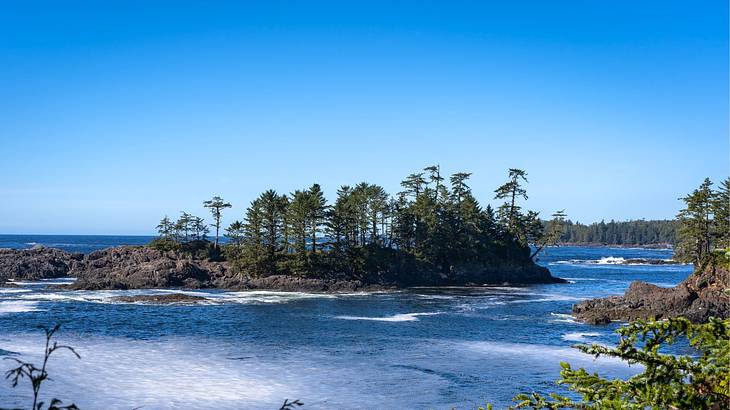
[676, 179, 714, 264]
[156, 216, 174, 239]
[203, 196, 232, 249]
[288, 189, 311, 257]
[713, 178, 730, 250]
[225, 220, 245, 247]
[494, 168, 528, 232]
[308, 184, 327, 254]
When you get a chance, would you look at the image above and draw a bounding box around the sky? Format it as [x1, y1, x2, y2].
[0, 1, 728, 235]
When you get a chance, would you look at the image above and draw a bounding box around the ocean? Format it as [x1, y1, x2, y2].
[0, 235, 691, 409]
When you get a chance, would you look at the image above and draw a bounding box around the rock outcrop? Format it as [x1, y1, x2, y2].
[110, 293, 209, 304]
[573, 259, 730, 324]
[2, 245, 564, 291]
[67, 246, 227, 290]
[0, 246, 83, 282]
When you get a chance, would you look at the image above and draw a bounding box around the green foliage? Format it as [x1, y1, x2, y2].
[221, 166, 555, 283]
[502, 318, 730, 410]
[151, 210, 216, 259]
[3, 325, 80, 410]
[548, 219, 678, 246]
[676, 178, 730, 265]
[203, 196, 232, 248]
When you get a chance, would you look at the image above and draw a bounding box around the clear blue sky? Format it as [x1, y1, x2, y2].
[1, 1, 727, 234]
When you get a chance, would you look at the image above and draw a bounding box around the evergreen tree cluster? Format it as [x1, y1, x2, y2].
[549, 219, 679, 246]
[220, 166, 565, 282]
[675, 178, 730, 264]
[151, 212, 211, 254]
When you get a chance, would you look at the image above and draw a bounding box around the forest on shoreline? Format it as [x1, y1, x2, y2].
[151, 166, 565, 285]
[549, 219, 678, 246]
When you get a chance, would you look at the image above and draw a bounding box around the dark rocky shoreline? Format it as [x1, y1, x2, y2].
[1, 245, 564, 292]
[573, 259, 730, 324]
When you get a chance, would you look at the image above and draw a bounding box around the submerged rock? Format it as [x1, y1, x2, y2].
[0, 247, 83, 282]
[573, 260, 730, 324]
[110, 293, 208, 304]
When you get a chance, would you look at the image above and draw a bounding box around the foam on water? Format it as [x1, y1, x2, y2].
[562, 332, 601, 342]
[335, 312, 441, 322]
[549, 313, 580, 324]
[9, 278, 77, 286]
[0, 288, 31, 294]
[0, 301, 42, 314]
[458, 340, 634, 372]
[15, 288, 368, 306]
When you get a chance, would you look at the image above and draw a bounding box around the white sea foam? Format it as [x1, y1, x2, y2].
[335, 312, 441, 322]
[9, 277, 77, 286]
[17, 289, 355, 306]
[0, 334, 451, 409]
[506, 294, 581, 304]
[0, 301, 42, 314]
[0, 288, 31, 294]
[549, 313, 580, 324]
[562, 332, 601, 342]
[458, 340, 633, 371]
[553, 257, 688, 266]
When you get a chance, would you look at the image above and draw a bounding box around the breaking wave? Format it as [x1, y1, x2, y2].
[335, 312, 441, 322]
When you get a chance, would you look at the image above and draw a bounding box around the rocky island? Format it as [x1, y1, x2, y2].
[0, 167, 569, 292]
[573, 256, 730, 324]
[1, 244, 563, 292]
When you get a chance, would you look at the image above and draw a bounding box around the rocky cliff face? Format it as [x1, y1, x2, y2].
[0, 246, 83, 282]
[573, 259, 730, 324]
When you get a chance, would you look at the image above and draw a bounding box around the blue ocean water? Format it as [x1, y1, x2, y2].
[0, 237, 691, 409]
[0, 234, 154, 253]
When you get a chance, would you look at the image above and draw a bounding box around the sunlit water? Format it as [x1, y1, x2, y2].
[0, 236, 691, 409]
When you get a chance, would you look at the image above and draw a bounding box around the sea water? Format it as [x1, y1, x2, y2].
[0, 236, 691, 409]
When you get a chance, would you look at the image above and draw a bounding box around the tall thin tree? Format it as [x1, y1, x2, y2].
[204, 196, 232, 248]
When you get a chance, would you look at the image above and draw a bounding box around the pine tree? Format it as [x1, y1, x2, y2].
[203, 196, 232, 249]
[713, 178, 730, 249]
[494, 168, 528, 233]
[676, 179, 714, 264]
[308, 184, 327, 254]
[156, 216, 174, 239]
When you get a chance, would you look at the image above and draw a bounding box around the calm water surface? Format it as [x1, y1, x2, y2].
[0, 235, 690, 409]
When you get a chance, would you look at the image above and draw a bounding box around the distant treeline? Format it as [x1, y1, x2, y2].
[544, 219, 678, 246]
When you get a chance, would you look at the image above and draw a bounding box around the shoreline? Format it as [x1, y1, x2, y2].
[553, 242, 673, 249]
[1, 245, 566, 293]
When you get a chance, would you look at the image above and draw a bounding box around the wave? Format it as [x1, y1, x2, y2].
[0, 288, 31, 294]
[0, 301, 42, 314]
[335, 312, 441, 322]
[506, 294, 581, 304]
[9, 278, 76, 286]
[552, 257, 685, 266]
[549, 312, 580, 324]
[458, 340, 633, 371]
[16, 289, 360, 306]
[561, 332, 601, 342]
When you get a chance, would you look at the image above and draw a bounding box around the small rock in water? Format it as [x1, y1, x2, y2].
[111, 293, 208, 304]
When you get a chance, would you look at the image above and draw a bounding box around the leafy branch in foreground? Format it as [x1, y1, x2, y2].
[3, 324, 80, 410]
[495, 317, 729, 410]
